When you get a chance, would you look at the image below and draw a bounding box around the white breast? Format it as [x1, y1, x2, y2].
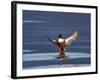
[58, 38, 64, 43]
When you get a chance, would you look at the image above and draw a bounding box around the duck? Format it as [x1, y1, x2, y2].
[45, 31, 78, 59]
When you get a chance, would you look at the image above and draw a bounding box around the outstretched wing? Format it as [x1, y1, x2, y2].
[65, 31, 78, 46]
[44, 35, 57, 44]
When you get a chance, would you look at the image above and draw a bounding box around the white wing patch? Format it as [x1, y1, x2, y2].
[52, 40, 57, 43]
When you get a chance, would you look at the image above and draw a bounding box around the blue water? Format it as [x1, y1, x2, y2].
[22, 10, 91, 69]
[23, 58, 90, 69]
[23, 40, 90, 54]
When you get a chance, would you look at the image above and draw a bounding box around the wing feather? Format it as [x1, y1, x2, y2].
[65, 31, 78, 46]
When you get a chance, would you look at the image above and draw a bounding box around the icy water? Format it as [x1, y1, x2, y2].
[22, 10, 91, 69]
[23, 52, 90, 69]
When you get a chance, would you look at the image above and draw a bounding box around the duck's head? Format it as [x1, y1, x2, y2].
[58, 34, 63, 38]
